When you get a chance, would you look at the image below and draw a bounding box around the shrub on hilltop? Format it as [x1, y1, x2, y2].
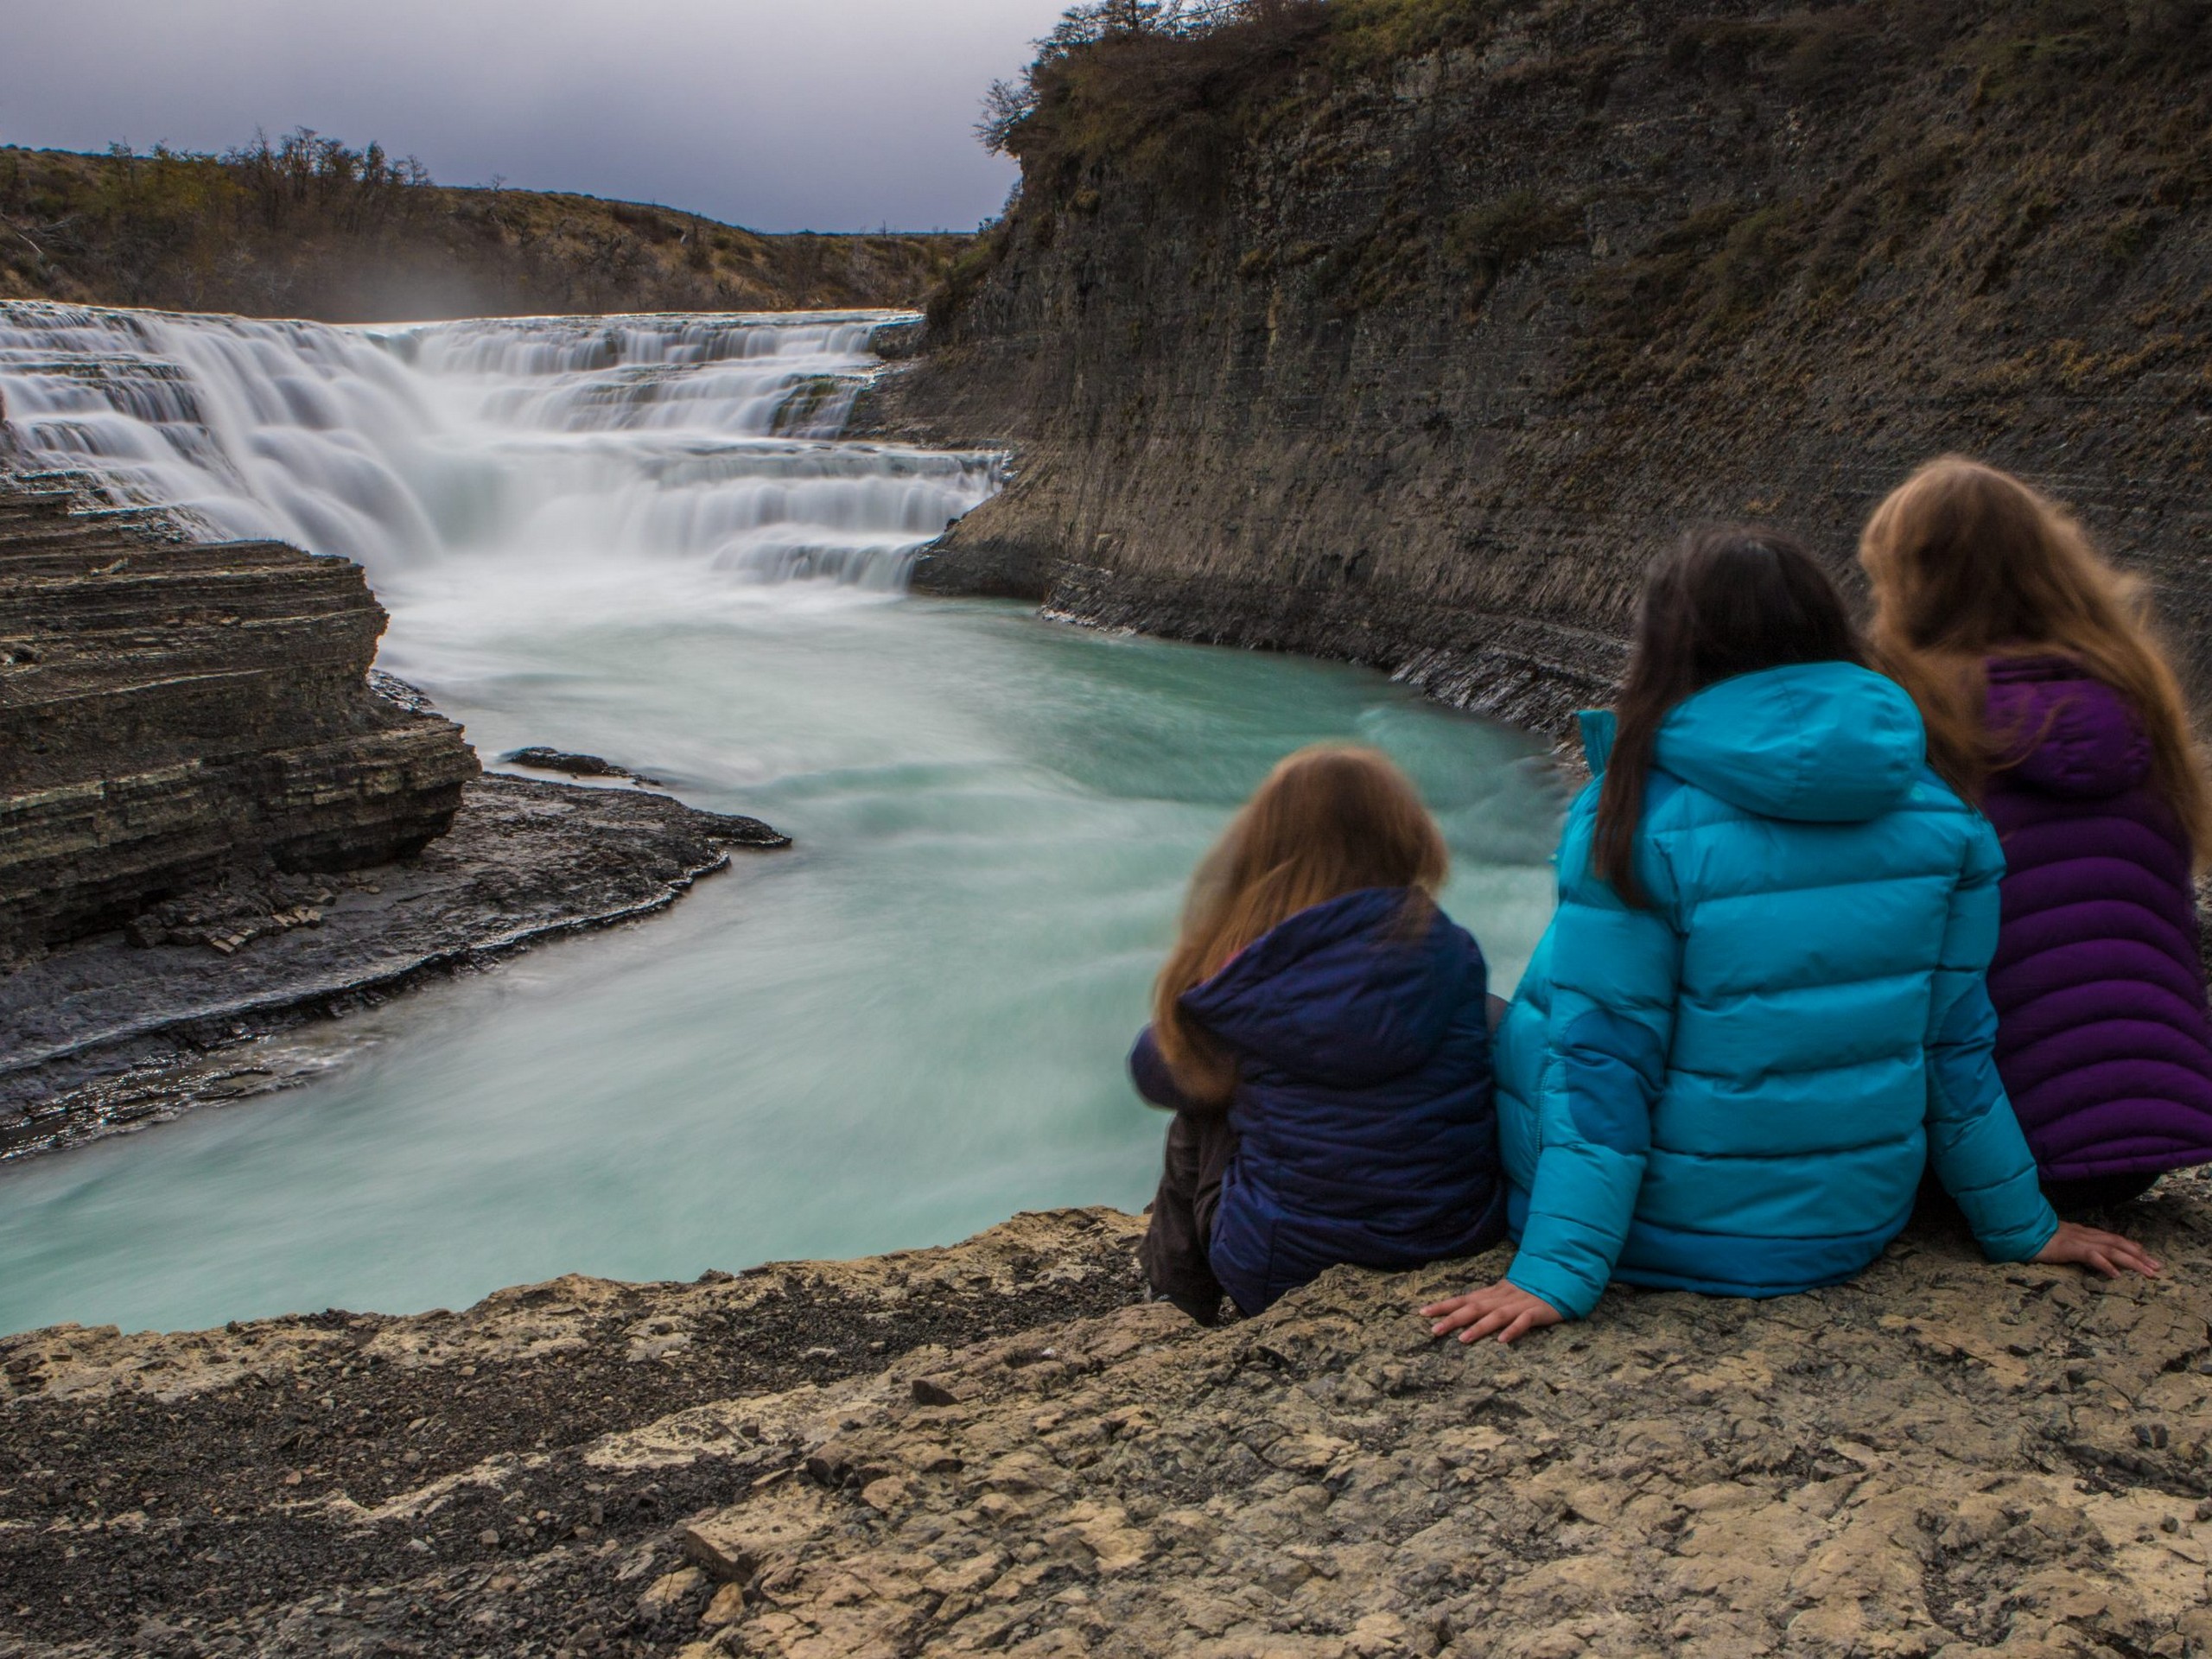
[0, 131, 967, 321]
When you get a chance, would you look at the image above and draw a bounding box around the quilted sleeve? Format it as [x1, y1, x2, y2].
[1129, 1026, 1207, 1115]
[1923, 819, 2061, 1261]
[1505, 800, 1682, 1319]
[1492, 925, 1557, 1201]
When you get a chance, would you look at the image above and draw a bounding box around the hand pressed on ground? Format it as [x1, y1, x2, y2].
[2035, 1218, 2160, 1278]
[1420, 1219, 2154, 1347]
[1421, 1280, 1563, 1345]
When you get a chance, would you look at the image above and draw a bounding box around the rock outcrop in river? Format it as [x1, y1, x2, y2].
[0, 480, 479, 961]
[4, 1185, 2210, 1656]
[0, 773, 791, 1157]
[872, 0, 2212, 733]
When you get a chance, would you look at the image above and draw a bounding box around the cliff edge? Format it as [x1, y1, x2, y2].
[871, 0, 2212, 734]
[0, 481, 479, 962]
[3, 1186, 2209, 1656]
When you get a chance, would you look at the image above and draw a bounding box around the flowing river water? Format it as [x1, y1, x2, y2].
[0, 303, 1563, 1336]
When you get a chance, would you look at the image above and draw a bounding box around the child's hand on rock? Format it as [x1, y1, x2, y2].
[1421, 1281, 1563, 1344]
[2035, 1219, 2161, 1279]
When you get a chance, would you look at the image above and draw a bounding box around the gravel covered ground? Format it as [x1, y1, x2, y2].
[0, 1210, 1147, 1656]
[4, 1183, 2211, 1659]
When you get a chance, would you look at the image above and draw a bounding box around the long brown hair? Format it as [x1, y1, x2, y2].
[1152, 744, 1448, 1104]
[1595, 526, 1866, 906]
[1859, 455, 2212, 859]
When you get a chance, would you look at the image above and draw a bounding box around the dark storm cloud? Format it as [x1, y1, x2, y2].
[0, 0, 1071, 231]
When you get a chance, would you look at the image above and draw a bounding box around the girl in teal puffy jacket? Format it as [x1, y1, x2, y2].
[1424, 528, 2158, 1346]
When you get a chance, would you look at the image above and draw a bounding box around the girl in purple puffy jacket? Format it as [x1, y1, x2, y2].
[1862, 456, 2212, 1212]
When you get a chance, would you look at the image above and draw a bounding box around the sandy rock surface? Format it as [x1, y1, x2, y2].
[4, 1184, 2211, 1657]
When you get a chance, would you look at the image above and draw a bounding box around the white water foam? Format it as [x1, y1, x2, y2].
[0, 302, 1001, 607]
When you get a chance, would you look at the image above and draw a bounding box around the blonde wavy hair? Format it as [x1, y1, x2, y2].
[1151, 745, 1447, 1104]
[1858, 455, 2211, 860]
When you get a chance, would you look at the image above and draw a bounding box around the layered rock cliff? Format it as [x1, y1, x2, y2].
[872, 0, 2212, 733]
[0, 481, 478, 960]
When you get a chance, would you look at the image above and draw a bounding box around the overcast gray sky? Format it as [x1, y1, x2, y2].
[0, 0, 1075, 232]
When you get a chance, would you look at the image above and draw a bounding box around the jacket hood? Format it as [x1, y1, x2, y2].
[1179, 887, 1478, 1088]
[1986, 656, 2151, 799]
[1652, 662, 1927, 823]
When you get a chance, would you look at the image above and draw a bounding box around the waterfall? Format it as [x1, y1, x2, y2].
[0, 302, 999, 595]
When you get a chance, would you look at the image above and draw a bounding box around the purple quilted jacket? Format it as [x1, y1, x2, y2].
[1982, 655, 2212, 1179]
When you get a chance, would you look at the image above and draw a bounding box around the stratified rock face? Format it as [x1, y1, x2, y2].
[0, 482, 479, 957]
[3, 1194, 2209, 1656]
[874, 2, 2212, 734]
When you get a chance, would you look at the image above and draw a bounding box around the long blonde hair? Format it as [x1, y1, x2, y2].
[1152, 745, 1448, 1104]
[1859, 455, 2211, 859]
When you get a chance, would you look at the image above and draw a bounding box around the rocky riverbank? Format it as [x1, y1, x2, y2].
[3, 1185, 2209, 1658]
[0, 774, 788, 1159]
[0, 467, 794, 1156]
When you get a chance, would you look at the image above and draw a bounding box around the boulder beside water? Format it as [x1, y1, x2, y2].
[502, 747, 664, 786]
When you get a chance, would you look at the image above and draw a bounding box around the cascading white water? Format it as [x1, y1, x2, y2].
[0, 301, 1000, 595]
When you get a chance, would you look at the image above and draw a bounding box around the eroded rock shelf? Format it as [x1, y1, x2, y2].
[3, 1188, 2209, 1657]
[0, 774, 791, 1156]
[0, 480, 480, 960]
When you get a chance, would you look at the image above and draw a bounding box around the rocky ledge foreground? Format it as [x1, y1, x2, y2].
[0, 775, 788, 1156]
[4, 1183, 2210, 1659]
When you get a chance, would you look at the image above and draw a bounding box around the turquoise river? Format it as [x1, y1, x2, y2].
[0, 305, 1563, 1336]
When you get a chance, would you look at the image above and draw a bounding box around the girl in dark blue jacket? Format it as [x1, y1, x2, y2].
[1134, 744, 1504, 1322]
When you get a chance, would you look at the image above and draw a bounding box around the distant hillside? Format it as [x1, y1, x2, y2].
[0, 133, 967, 321]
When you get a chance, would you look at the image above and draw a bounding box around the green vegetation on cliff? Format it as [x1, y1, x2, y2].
[969, 0, 2212, 325]
[0, 132, 967, 321]
[986, 0, 2212, 175]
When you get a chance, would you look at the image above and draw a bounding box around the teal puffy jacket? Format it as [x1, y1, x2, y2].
[1496, 662, 2060, 1319]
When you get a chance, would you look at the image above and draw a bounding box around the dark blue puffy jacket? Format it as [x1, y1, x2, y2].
[1130, 887, 1503, 1313]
